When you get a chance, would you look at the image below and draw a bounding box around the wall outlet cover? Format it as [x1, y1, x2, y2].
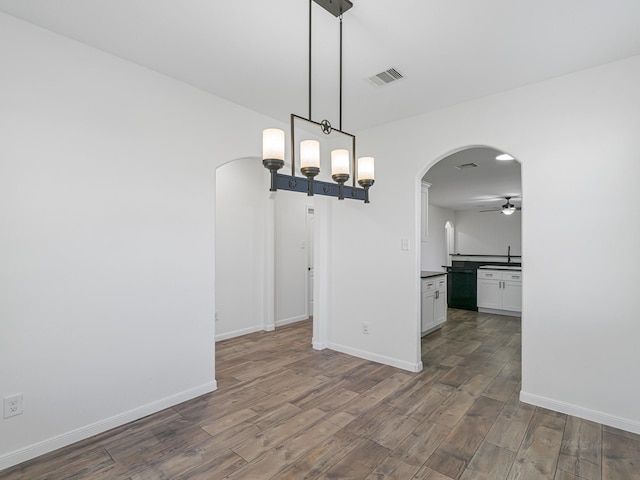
[4, 394, 23, 418]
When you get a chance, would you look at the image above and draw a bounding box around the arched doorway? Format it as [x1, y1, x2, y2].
[418, 146, 522, 352]
[214, 157, 270, 340]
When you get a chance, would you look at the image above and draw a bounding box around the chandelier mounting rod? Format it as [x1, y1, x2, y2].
[339, 14, 343, 131]
[308, 0, 312, 121]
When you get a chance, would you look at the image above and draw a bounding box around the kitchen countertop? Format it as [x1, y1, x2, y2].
[478, 265, 522, 271]
[421, 271, 447, 278]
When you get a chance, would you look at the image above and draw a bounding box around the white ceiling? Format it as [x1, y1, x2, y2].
[423, 147, 521, 212]
[1, 0, 639, 134]
[1, 0, 638, 209]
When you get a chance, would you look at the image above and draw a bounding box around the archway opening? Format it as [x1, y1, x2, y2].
[214, 157, 318, 346]
[418, 146, 523, 350]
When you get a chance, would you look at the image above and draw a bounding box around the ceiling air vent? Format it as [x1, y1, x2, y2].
[368, 67, 404, 87]
[455, 162, 479, 170]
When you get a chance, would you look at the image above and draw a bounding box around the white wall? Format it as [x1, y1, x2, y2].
[455, 209, 521, 256]
[275, 191, 313, 326]
[0, 13, 284, 468]
[330, 55, 640, 433]
[421, 205, 456, 271]
[215, 158, 268, 340]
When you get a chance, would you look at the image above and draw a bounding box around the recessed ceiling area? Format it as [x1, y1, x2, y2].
[423, 147, 521, 212]
[0, 1, 639, 131]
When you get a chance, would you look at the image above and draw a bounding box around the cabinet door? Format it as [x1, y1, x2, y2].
[421, 290, 435, 333]
[477, 278, 502, 309]
[434, 289, 446, 326]
[502, 281, 522, 312]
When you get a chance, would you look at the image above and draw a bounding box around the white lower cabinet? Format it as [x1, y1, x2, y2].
[477, 269, 522, 314]
[422, 275, 447, 335]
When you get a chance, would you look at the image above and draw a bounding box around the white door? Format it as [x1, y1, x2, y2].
[306, 206, 315, 318]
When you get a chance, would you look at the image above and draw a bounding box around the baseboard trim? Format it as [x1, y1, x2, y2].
[275, 315, 309, 327]
[0, 381, 217, 471]
[478, 307, 521, 317]
[327, 342, 423, 373]
[520, 390, 640, 435]
[312, 340, 326, 350]
[215, 325, 264, 341]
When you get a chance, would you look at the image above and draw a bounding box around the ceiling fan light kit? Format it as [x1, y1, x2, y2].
[261, 0, 375, 203]
[500, 196, 517, 215]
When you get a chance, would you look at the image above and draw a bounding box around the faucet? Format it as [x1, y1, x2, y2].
[507, 245, 511, 263]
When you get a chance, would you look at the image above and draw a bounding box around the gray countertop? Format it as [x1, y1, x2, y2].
[421, 271, 447, 278]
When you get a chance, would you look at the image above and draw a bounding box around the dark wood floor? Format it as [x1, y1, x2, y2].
[3, 309, 639, 479]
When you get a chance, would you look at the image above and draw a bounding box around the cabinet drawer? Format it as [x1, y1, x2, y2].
[436, 277, 447, 289]
[504, 272, 522, 282]
[478, 270, 502, 280]
[422, 279, 436, 292]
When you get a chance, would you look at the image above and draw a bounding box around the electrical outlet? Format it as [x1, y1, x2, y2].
[4, 394, 23, 418]
[215, 313, 219, 322]
[362, 322, 369, 334]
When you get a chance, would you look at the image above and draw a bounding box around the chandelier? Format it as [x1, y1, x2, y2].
[261, 0, 375, 203]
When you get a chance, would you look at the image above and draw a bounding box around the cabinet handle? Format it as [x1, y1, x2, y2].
[486, 274, 493, 277]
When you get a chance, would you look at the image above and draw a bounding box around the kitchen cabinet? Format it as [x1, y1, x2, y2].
[422, 275, 447, 335]
[477, 269, 522, 314]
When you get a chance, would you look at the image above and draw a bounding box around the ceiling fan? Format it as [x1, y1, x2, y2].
[479, 196, 521, 215]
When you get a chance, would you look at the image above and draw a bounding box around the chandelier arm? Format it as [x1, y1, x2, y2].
[273, 173, 366, 201]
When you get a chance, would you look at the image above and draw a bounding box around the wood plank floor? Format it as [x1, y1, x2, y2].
[3, 309, 639, 479]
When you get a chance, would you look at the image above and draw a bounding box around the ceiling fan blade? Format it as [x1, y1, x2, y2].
[478, 207, 522, 213]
